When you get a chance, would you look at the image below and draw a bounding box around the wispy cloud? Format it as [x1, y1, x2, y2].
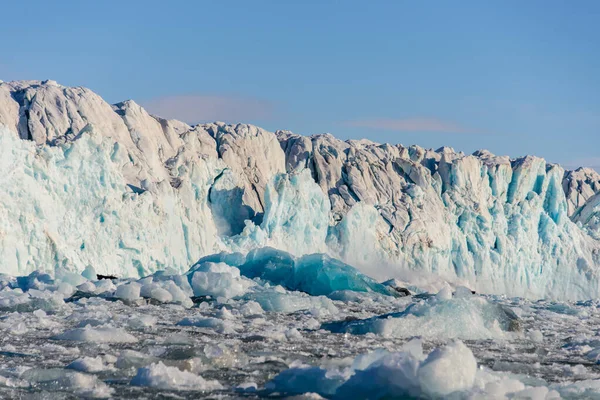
[344, 117, 476, 134]
[140, 95, 273, 124]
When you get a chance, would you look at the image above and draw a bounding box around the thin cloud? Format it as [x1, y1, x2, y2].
[140, 94, 273, 124]
[345, 118, 476, 134]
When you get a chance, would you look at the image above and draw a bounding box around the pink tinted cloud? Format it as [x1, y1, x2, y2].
[141, 95, 273, 124]
[345, 118, 475, 133]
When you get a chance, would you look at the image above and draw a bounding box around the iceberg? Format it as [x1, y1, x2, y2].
[196, 247, 396, 297]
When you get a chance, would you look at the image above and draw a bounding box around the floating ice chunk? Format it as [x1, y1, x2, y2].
[0, 290, 32, 311]
[239, 247, 295, 284]
[164, 332, 192, 345]
[266, 366, 346, 397]
[77, 281, 97, 293]
[128, 314, 158, 329]
[21, 368, 113, 398]
[454, 285, 474, 298]
[137, 276, 153, 286]
[167, 274, 194, 295]
[417, 340, 477, 397]
[81, 266, 97, 281]
[130, 362, 222, 391]
[94, 279, 116, 294]
[53, 326, 138, 343]
[160, 280, 193, 307]
[5, 317, 28, 335]
[552, 379, 600, 398]
[16, 271, 53, 291]
[193, 252, 246, 268]
[529, 329, 544, 343]
[322, 295, 519, 340]
[114, 282, 142, 301]
[335, 351, 422, 399]
[285, 328, 302, 340]
[67, 356, 109, 373]
[216, 307, 235, 320]
[238, 248, 393, 296]
[177, 316, 236, 334]
[240, 300, 264, 316]
[23, 289, 66, 312]
[512, 386, 552, 399]
[140, 284, 173, 303]
[116, 350, 159, 369]
[56, 271, 88, 287]
[268, 340, 480, 399]
[139, 283, 157, 298]
[248, 291, 338, 315]
[190, 262, 252, 299]
[435, 284, 453, 301]
[293, 254, 393, 296]
[236, 381, 258, 392]
[480, 376, 527, 398]
[0, 375, 28, 389]
[57, 282, 77, 297]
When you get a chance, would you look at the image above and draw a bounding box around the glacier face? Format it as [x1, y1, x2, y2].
[1, 80, 600, 300]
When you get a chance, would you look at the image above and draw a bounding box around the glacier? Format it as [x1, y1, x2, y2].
[1, 79, 599, 300]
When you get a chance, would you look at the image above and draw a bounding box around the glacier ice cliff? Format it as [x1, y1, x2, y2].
[1, 80, 600, 300]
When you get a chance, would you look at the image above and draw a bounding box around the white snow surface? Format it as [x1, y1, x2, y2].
[0, 80, 600, 300]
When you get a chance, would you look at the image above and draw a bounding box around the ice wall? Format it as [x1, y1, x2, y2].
[1, 80, 599, 300]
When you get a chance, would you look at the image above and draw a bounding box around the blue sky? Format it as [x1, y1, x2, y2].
[1, 1, 598, 169]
